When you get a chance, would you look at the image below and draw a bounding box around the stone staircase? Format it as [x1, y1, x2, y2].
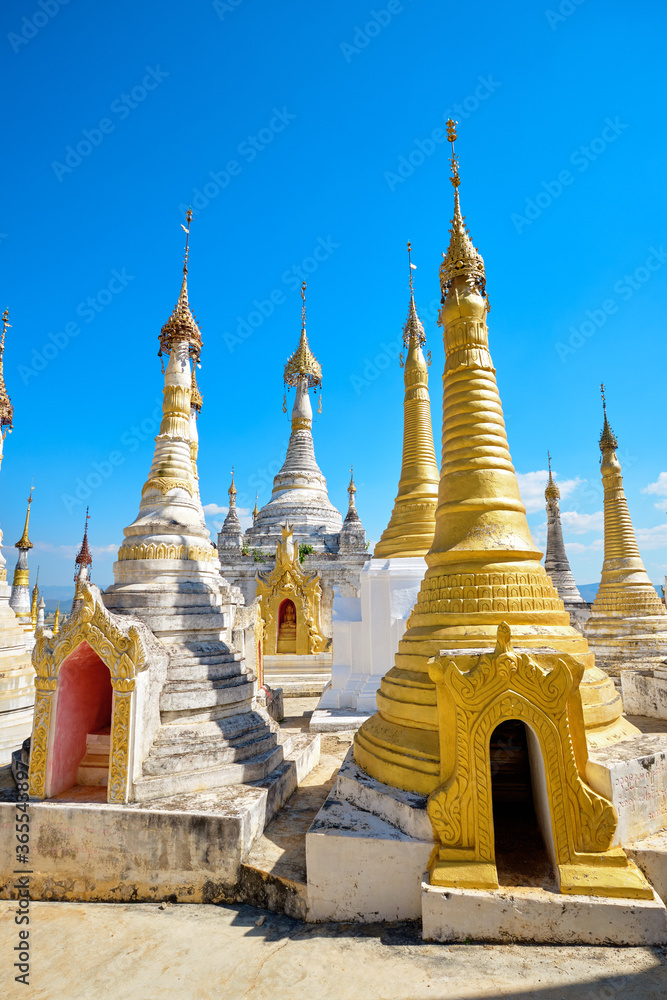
[133, 637, 305, 802]
[76, 729, 111, 786]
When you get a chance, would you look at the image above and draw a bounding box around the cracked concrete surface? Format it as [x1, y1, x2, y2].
[1, 900, 666, 999]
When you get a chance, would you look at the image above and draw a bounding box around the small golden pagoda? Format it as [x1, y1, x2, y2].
[374, 243, 440, 559]
[353, 123, 646, 898]
[584, 388, 667, 675]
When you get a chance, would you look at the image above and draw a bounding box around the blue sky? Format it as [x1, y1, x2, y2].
[1, 0, 667, 597]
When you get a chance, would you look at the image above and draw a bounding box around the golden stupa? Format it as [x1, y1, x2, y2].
[374, 244, 440, 558]
[354, 124, 635, 799]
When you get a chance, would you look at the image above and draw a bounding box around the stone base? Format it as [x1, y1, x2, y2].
[263, 654, 332, 697]
[622, 669, 667, 720]
[587, 730, 667, 845]
[309, 708, 370, 732]
[255, 684, 284, 723]
[317, 557, 425, 715]
[627, 829, 667, 904]
[583, 615, 667, 678]
[1, 734, 320, 903]
[421, 880, 667, 945]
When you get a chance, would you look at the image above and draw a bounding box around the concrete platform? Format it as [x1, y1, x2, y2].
[421, 880, 667, 945]
[263, 654, 332, 697]
[628, 828, 667, 904]
[0, 733, 320, 903]
[309, 708, 370, 732]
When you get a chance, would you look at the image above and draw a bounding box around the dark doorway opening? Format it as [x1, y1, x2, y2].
[489, 719, 556, 889]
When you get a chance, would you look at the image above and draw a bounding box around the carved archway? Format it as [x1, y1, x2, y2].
[425, 622, 651, 899]
[29, 584, 150, 804]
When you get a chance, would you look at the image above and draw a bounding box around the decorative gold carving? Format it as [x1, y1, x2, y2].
[141, 477, 194, 498]
[118, 541, 215, 562]
[28, 692, 53, 798]
[108, 690, 132, 802]
[29, 585, 149, 804]
[283, 282, 322, 389]
[425, 623, 649, 899]
[255, 524, 327, 655]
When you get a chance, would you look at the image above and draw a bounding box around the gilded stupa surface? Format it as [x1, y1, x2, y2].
[354, 124, 634, 800]
[584, 389, 667, 676]
[374, 245, 440, 559]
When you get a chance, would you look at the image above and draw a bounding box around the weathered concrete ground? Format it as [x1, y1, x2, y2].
[1, 899, 666, 999]
[2, 699, 667, 997]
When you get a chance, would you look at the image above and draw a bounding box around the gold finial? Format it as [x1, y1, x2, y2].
[284, 284, 322, 390]
[229, 467, 237, 504]
[252, 492, 259, 522]
[30, 567, 40, 627]
[545, 451, 560, 501]
[446, 119, 460, 189]
[0, 308, 14, 438]
[440, 122, 486, 296]
[407, 241, 416, 295]
[599, 382, 618, 453]
[181, 208, 193, 276]
[159, 209, 202, 366]
[190, 365, 203, 411]
[53, 603, 60, 636]
[16, 484, 35, 550]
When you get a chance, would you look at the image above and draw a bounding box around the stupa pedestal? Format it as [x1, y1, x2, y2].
[621, 665, 667, 719]
[308, 123, 667, 941]
[583, 396, 667, 681]
[311, 557, 426, 731]
[0, 574, 34, 766]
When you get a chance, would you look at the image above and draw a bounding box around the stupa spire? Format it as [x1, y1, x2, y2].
[72, 508, 92, 613]
[374, 243, 440, 558]
[108, 211, 219, 585]
[0, 310, 14, 471]
[30, 569, 39, 628]
[218, 468, 243, 551]
[355, 122, 631, 796]
[543, 453, 586, 611]
[588, 386, 664, 620]
[252, 493, 259, 524]
[245, 283, 341, 542]
[10, 486, 35, 618]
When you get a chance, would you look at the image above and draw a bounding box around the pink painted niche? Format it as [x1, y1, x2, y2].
[46, 641, 113, 798]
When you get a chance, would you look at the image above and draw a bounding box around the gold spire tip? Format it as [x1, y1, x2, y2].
[301, 280, 306, 329]
[181, 208, 193, 276]
[407, 241, 416, 295]
[446, 118, 460, 189]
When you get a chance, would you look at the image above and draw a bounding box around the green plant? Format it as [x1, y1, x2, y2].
[252, 549, 265, 563]
[242, 544, 250, 556]
[298, 543, 314, 563]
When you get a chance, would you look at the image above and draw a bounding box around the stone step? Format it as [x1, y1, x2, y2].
[159, 676, 255, 713]
[77, 752, 109, 787]
[133, 735, 298, 802]
[86, 728, 111, 753]
[154, 710, 274, 744]
[238, 750, 342, 920]
[165, 660, 249, 683]
[143, 732, 279, 775]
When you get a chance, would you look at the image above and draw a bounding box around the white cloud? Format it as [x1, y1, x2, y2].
[560, 510, 604, 535]
[635, 524, 667, 550]
[516, 471, 582, 513]
[565, 538, 604, 554]
[643, 472, 667, 496]
[202, 502, 228, 515]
